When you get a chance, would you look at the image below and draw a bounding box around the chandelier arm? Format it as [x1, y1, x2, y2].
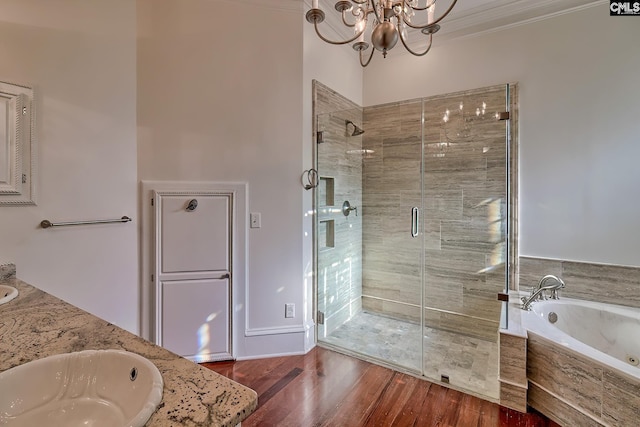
[359, 47, 375, 67]
[313, 21, 366, 45]
[398, 30, 433, 57]
[402, 0, 457, 29]
[341, 10, 357, 27]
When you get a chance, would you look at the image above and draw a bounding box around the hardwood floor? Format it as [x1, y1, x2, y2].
[203, 347, 559, 427]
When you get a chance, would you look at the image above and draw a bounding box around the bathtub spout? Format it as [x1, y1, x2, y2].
[521, 275, 566, 310]
[538, 274, 566, 300]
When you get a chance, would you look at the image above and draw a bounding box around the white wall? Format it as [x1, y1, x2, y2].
[137, 0, 308, 358]
[0, 1, 138, 332]
[363, 5, 640, 267]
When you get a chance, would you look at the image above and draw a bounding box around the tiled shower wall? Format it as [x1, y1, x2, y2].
[313, 81, 364, 337]
[362, 85, 511, 341]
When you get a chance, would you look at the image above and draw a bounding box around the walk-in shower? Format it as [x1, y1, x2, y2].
[312, 80, 516, 401]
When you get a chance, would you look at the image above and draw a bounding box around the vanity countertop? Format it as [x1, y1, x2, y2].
[0, 277, 257, 427]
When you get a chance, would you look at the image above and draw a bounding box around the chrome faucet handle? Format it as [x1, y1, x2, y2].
[342, 201, 358, 217]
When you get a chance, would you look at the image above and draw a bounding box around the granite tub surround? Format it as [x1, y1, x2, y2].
[0, 279, 257, 427]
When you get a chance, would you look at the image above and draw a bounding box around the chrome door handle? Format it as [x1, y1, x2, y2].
[411, 207, 419, 238]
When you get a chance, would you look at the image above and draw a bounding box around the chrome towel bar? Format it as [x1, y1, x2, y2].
[40, 216, 131, 229]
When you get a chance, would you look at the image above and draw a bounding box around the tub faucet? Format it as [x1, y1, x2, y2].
[521, 275, 566, 310]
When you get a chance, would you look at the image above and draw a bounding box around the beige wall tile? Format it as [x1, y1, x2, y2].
[500, 382, 527, 412]
[499, 333, 527, 385]
[518, 256, 640, 308]
[527, 333, 603, 418]
[528, 382, 604, 427]
[602, 369, 640, 426]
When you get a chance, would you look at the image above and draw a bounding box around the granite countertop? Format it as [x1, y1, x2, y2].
[0, 275, 257, 427]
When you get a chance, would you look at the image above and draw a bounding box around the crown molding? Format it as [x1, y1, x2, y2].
[434, 0, 605, 42]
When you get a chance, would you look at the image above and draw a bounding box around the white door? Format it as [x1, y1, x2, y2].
[154, 191, 233, 362]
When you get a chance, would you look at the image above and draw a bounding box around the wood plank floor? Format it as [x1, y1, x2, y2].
[203, 347, 559, 427]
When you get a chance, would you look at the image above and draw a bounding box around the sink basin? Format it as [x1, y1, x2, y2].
[0, 285, 18, 305]
[0, 349, 163, 427]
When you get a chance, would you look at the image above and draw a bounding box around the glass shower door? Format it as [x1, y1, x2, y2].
[316, 102, 425, 374]
[421, 85, 510, 400]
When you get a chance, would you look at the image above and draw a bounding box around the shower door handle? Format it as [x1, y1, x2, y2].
[411, 207, 419, 238]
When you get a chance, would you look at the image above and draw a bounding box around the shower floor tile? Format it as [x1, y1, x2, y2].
[320, 311, 500, 400]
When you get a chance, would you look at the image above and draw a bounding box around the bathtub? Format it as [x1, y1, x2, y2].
[521, 296, 640, 381]
[516, 296, 640, 426]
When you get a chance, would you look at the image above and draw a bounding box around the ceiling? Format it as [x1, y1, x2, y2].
[428, 0, 602, 41]
[237, 0, 603, 43]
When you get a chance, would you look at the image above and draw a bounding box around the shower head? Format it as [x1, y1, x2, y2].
[345, 120, 365, 136]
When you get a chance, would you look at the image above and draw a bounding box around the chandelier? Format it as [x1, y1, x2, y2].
[306, 0, 458, 67]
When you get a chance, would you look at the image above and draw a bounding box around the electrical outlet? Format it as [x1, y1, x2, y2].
[285, 303, 295, 318]
[250, 212, 261, 228]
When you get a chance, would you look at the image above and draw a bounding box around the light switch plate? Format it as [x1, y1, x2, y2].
[250, 212, 261, 228]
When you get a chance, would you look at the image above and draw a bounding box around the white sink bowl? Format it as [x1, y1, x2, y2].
[0, 349, 163, 427]
[0, 285, 18, 305]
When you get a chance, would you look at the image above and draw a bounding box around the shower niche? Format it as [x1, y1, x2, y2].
[312, 80, 517, 402]
[317, 177, 336, 250]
